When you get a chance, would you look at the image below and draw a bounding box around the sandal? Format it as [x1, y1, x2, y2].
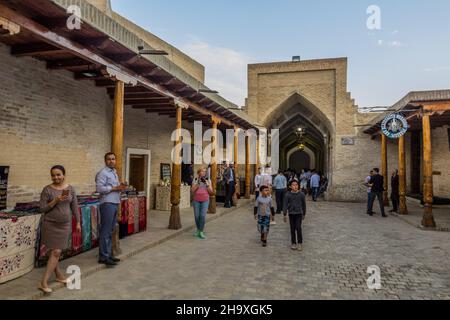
[56, 278, 69, 285]
[38, 285, 53, 294]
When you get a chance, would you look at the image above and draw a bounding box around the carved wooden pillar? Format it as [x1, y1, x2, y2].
[254, 136, 260, 176]
[233, 126, 239, 205]
[398, 135, 408, 215]
[112, 80, 124, 179]
[422, 114, 436, 228]
[381, 134, 390, 206]
[169, 105, 183, 230]
[245, 134, 251, 199]
[208, 117, 219, 214]
[111, 80, 124, 256]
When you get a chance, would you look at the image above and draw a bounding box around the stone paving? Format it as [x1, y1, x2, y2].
[42, 199, 450, 300]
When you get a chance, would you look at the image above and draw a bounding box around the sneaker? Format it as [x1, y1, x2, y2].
[297, 244, 303, 252]
[291, 244, 298, 250]
[198, 231, 207, 240]
[193, 230, 200, 237]
[270, 221, 277, 226]
[262, 241, 267, 247]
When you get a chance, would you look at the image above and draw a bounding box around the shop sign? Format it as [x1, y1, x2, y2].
[381, 114, 409, 139]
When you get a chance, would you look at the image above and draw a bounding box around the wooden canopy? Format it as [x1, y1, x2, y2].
[363, 91, 450, 137]
[0, 0, 256, 130]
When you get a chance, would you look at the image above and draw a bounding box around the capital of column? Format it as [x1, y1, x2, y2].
[211, 116, 221, 125]
[175, 99, 190, 110]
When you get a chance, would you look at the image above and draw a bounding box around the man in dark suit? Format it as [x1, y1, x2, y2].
[223, 163, 236, 208]
[368, 168, 387, 217]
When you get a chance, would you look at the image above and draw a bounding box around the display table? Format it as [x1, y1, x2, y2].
[0, 213, 41, 284]
[155, 185, 191, 211]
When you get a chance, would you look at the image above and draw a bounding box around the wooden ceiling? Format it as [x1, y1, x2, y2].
[0, 0, 253, 129]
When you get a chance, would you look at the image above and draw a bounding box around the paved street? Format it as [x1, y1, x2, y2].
[45, 200, 450, 300]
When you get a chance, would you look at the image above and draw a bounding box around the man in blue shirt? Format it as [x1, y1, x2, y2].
[310, 170, 321, 202]
[273, 170, 288, 214]
[96, 152, 127, 267]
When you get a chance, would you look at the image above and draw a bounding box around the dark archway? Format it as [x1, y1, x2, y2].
[289, 150, 311, 173]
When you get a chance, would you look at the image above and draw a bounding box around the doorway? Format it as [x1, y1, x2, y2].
[126, 148, 151, 209]
[129, 155, 146, 192]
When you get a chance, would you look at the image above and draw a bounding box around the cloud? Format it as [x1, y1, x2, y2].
[181, 37, 251, 106]
[423, 66, 450, 72]
[388, 40, 404, 47]
[377, 39, 405, 48]
[391, 30, 399, 35]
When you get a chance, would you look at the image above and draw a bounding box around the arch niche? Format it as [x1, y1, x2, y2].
[263, 92, 334, 179]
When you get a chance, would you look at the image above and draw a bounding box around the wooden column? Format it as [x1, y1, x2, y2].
[245, 134, 251, 199]
[169, 105, 183, 230]
[398, 135, 408, 215]
[111, 80, 124, 256]
[208, 117, 219, 214]
[254, 136, 260, 174]
[112, 80, 125, 179]
[233, 126, 239, 204]
[381, 134, 390, 206]
[422, 114, 436, 228]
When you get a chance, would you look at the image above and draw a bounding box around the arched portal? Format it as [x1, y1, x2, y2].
[286, 145, 316, 172]
[263, 92, 333, 177]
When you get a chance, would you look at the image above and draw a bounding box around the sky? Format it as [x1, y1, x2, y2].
[111, 0, 450, 109]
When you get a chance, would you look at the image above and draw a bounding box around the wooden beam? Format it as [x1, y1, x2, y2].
[108, 86, 152, 95]
[145, 108, 175, 113]
[422, 114, 436, 228]
[47, 58, 92, 70]
[381, 134, 390, 206]
[124, 97, 172, 103]
[208, 118, 220, 214]
[0, 3, 247, 129]
[95, 79, 116, 87]
[112, 80, 125, 180]
[126, 100, 173, 106]
[132, 104, 175, 109]
[11, 42, 63, 56]
[398, 135, 408, 215]
[169, 106, 183, 230]
[245, 134, 251, 199]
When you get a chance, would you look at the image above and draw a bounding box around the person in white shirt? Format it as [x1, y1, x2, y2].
[254, 167, 263, 199]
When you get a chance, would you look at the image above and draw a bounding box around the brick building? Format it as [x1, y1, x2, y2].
[0, 0, 448, 227]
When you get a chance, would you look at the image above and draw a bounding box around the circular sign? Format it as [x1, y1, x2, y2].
[381, 114, 409, 139]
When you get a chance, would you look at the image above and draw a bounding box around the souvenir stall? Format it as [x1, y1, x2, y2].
[0, 207, 41, 284]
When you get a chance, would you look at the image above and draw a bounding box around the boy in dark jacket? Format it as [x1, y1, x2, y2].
[283, 180, 307, 251]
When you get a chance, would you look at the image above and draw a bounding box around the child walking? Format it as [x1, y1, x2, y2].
[254, 186, 275, 247]
[283, 180, 307, 251]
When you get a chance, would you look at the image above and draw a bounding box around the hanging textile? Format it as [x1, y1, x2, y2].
[81, 205, 91, 251]
[90, 205, 99, 248]
[127, 197, 135, 235]
[138, 196, 147, 232]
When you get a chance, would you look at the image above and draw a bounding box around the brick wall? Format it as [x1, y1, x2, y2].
[0, 42, 113, 207]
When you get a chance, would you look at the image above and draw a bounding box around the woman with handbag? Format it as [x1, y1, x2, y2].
[191, 167, 214, 240]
